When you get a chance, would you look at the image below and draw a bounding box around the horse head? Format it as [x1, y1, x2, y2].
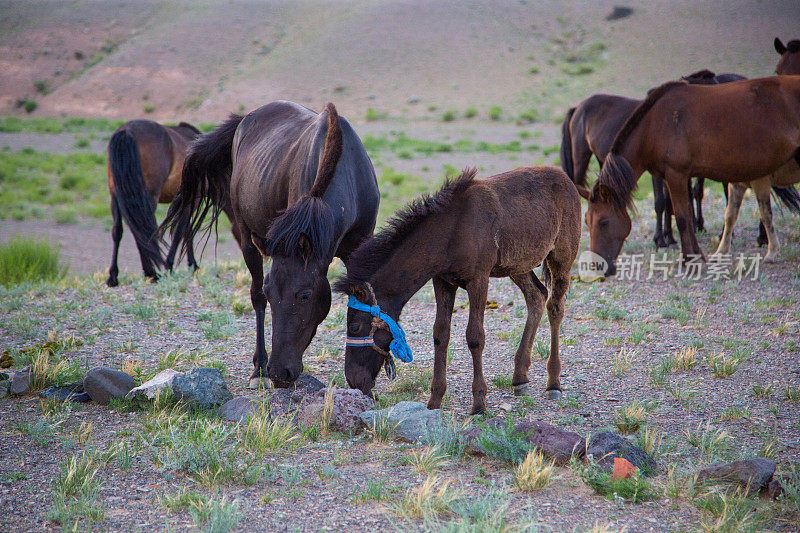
[775, 38, 800, 75]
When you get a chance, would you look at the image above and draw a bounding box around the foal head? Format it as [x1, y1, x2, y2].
[775, 38, 800, 75]
[584, 154, 634, 275]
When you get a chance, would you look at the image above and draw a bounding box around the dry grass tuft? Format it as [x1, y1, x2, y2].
[513, 449, 555, 491]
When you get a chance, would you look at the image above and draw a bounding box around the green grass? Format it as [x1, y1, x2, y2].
[0, 148, 109, 222]
[0, 115, 125, 134]
[577, 456, 657, 503]
[0, 235, 67, 287]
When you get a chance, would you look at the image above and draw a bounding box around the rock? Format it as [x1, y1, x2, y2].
[511, 420, 586, 465]
[359, 401, 443, 443]
[83, 367, 136, 405]
[38, 381, 91, 403]
[0, 351, 13, 368]
[761, 478, 783, 500]
[126, 369, 182, 401]
[10, 366, 32, 396]
[172, 367, 233, 408]
[696, 458, 776, 494]
[586, 431, 658, 475]
[297, 388, 375, 434]
[0, 380, 9, 399]
[268, 373, 325, 419]
[219, 396, 257, 422]
[460, 419, 584, 465]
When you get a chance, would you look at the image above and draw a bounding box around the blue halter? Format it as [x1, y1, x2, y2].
[346, 296, 413, 364]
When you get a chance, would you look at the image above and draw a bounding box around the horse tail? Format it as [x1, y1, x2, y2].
[309, 102, 343, 198]
[108, 129, 164, 269]
[159, 113, 243, 253]
[772, 185, 800, 215]
[560, 107, 576, 183]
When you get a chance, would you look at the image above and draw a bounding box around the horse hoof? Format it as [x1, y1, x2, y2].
[545, 389, 562, 401]
[764, 254, 778, 264]
[106, 278, 118, 288]
[469, 405, 487, 416]
[513, 383, 530, 396]
[247, 377, 270, 390]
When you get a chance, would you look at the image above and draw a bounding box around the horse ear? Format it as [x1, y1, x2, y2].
[577, 186, 591, 200]
[251, 234, 269, 257]
[775, 37, 787, 55]
[298, 232, 313, 263]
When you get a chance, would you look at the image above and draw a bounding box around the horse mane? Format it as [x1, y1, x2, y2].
[335, 168, 477, 288]
[590, 154, 637, 212]
[610, 81, 684, 155]
[788, 40, 800, 53]
[263, 103, 342, 260]
[177, 122, 202, 135]
[681, 69, 716, 81]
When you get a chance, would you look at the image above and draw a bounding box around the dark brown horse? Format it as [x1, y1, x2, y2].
[107, 120, 205, 286]
[560, 70, 745, 247]
[584, 76, 800, 273]
[335, 166, 580, 414]
[162, 102, 379, 388]
[775, 38, 800, 75]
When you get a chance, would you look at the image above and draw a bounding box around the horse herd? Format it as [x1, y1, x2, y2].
[103, 38, 800, 414]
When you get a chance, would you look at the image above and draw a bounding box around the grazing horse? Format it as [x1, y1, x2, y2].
[161, 102, 379, 388]
[335, 167, 580, 414]
[560, 70, 746, 247]
[106, 120, 203, 286]
[775, 38, 800, 75]
[583, 76, 800, 273]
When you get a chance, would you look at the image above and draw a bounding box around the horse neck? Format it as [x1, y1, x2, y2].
[368, 234, 446, 319]
[614, 127, 647, 179]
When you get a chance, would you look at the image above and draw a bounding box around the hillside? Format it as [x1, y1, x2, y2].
[2, 0, 798, 123]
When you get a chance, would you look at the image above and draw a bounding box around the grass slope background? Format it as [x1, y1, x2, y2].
[2, 0, 798, 121]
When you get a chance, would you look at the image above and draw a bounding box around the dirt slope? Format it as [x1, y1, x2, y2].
[2, 0, 798, 122]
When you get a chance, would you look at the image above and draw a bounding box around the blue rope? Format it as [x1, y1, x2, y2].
[347, 296, 413, 362]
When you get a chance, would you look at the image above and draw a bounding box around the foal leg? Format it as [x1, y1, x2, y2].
[543, 255, 570, 400]
[240, 227, 268, 389]
[714, 183, 746, 257]
[509, 272, 547, 396]
[752, 178, 780, 262]
[428, 277, 457, 410]
[464, 276, 489, 415]
[664, 181, 677, 246]
[107, 196, 123, 287]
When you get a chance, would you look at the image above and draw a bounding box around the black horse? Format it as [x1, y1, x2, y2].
[161, 101, 379, 388]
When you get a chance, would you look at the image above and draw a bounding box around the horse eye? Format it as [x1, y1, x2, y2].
[349, 323, 361, 335]
[296, 290, 312, 302]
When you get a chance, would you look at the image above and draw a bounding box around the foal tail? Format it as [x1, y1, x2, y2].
[159, 113, 244, 253]
[108, 129, 164, 269]
[773, 185, 800, 215]
[560, 107, 576, 183]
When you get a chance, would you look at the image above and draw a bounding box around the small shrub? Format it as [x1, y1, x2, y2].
[751, 382, 774, 398]
[578, 457, 656, 503]
[410, 445, 450, 474]
[34, 80, 49, 94]
[613, 401, 647, 434]
[685, 421, 731, 459]
[353, 479, 390, 502]
[394, 476, 457, 519]
[143, 103, 155, 114]
[53, 206, 78, 224]
[488, 106, 502, 121]
[674, 346, 699, 370]
[24, 100, 38, 113]
[365, 107, 382, 121]
[0, 235, 66, 287]
[238, 403, 301, 456]
[708, 353, 741, 378]
[464, 107, 477, 118]
[785, 383, 800, 402]
[441, 110, 457, 122]
[612, 347, 635, 376]
[491, 374, 513, 390]
[47, 452, 104, 527]
[513, 449, 554, 491]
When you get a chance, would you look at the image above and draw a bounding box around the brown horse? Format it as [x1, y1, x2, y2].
[560, 70, 746, 247]
[335, 166, 580, 414]
[107, 120, 205, 286]
[583, 76, 800, 273]
[775, 38, 800, 74]
[162, 102, 379, 388]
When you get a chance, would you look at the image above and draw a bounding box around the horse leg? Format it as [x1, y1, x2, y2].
[464, 276, 489, 415]
[757, 220, 768, 247]
[571, 142, 593, 187]
[714, 183, 746, 256]
[665, 170, 704, 262]
[186, 236, 199, 271]
[752, 178, 780, 262]
[106, 196, 123, 287]
[694, 177, 706, 232]
[240, 227, 268, 389]
[428, 276, 457, 410]
[663, 181, 677, 246]
[652, 174, 668, 248]
[543, 253, 570, 400]
[509, 272, 547, 396]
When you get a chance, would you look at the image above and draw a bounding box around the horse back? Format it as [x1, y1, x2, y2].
[576, 94, 641, 161]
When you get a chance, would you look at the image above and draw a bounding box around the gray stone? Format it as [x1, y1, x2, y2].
[0, 380, 9, 399]
[126, 369, 182, 401]
[10, 366, 31, 396]
[696, 458, 776, 494]
[219, 397, 257, 422]
[268, 373, 325, 419]
[172, 367, 233, 408]
[511, 420, 585, 465]
[297, 388, 375, 434]
[586, 431, 658, 475]
[39, 381, 90, 403]
[359, 401, 443, 443]
[83, 367, 135, 405]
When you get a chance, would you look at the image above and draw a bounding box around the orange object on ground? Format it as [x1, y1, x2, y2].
[612, 457, 637, 480]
